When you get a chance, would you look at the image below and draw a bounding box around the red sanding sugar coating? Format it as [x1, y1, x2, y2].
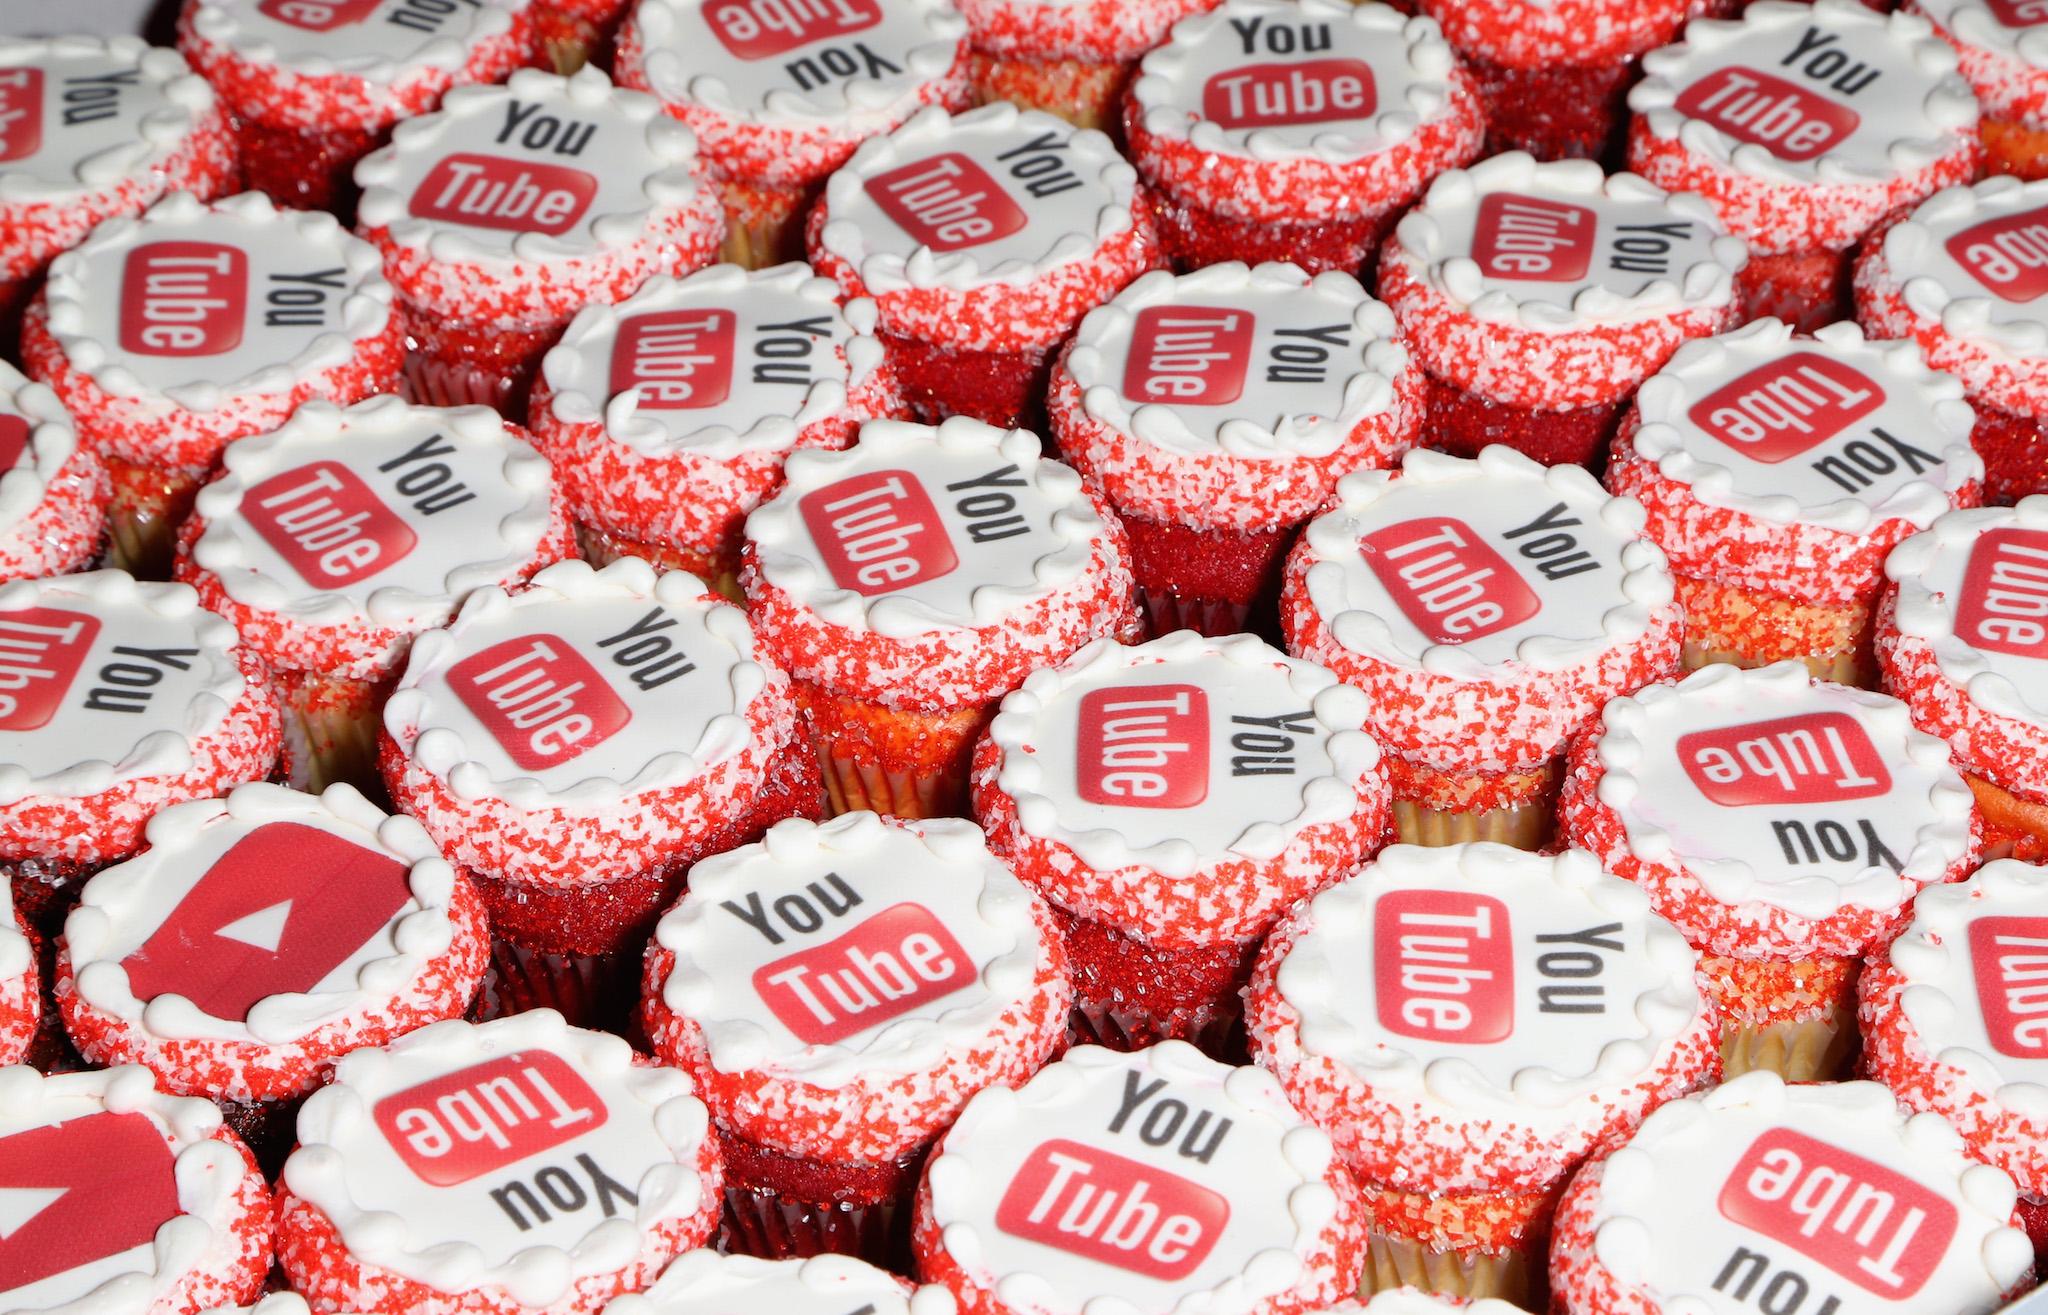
[1048, 902, 1258, 1055]
[0, 444, 107, 585]
[1877, 589, 2048, 802]
[1119, 515, 1292, 634]
[1556, 721, 1985, 960]
[1123, 70, 1486, 260]
[0, 928, 35, 1067]
[1466, 58, 1636, 162]
[1420, 0, 1698, 71]
[53, 872, 490, 1103]
[454, 729, 825, 958]
[0, 669, 281, 874]
[804, 189, 1166, 360]
[274, 1142, 722, 1314]
[613, 32, 970, 195]
[1608, 414, 1985, 606]
[1967, 398, 2048, 505]
[1245, 912, 1718, 1204]
[1734, 249, 1857, 334]
[1423, 376, 1622, 467]
[19, 296, 406, 476]
[875, 330, 1051, 430]
[1861, 936, 2048, 1194]
[1379, 235, 1741, 413]
[1279, 550, 1685, 775]
[957, 0, 1219, 62]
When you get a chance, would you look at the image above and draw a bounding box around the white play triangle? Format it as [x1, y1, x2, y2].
[214, 900, 293, 953]
[0, 1185, 64, 1240]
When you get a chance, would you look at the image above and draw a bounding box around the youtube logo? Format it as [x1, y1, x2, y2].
[0, 415, 29, 476]
[0, 1111, 180, 1296]
[0, 68, 42, 165]
[119, 822, 414, 1022]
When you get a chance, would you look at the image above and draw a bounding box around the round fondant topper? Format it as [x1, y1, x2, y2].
[65, 783, 464, 1047]
[0, 571, 249, 804]
[1592, 662, 1975, 921]
[39, 190, 394, 404]
[1630, 318, 1979, 532]
[184, 0, 523, 82]
[0, 36, 216, 205]
[1129, 0, 1462, 162]
[1299, 446, 1673, 675]
[282, 1012, 713, 1309]
[1631, 0, 1977, 185]
[1392, 153, 1746, 330]
[1888, 500, 2048, 730]
[921, 1042, 1347, 1313]
[1580, 1073, 2030, 1310]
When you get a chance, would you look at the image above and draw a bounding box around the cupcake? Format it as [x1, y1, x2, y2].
[1628, 0, 1982, 332]
[1862, 859, 2048, 1258]
[1609, 317, 1984, 685]
[958, 0, 1217, 129]
[381, 556, 809, 1003]
[1379, 154, 1747, 467]
[614, 0, 969, 267]
[1417, 0, 1703, 161]
[0, 571, 282, 935]
[1281, 446, 1682, 849]
[1123, 0, 1486, 276]
[1559, 661, 1980, 1080]
[1049, 262, 1421, 636]
[174, 396, 573, 794]
[914, 1042, 1370, 1314]
[1854, 175, 2048, 505]
[1878, 499, 2048, 861]
[0, 36, 236, 339]
[0, 1065, 273, 1314]
[973, 632, 1390, 1052]
[529, 262, 900, 596]
[1549, 1072, 2034, 1314]
[806, 103, 1163, 428]
[0, 362, 108, 584]
[605, 1250, 957, 1315]
[351, 66, 725, 414]
[55, 782, 489, 1165]
[643, 812, 1071, 1264]
[1918, 0, 2048, 180]
[0, 881, 34, 1068]
[176, 0, 539, 214]
[21, 189, 403, 578]
[1246, 843, 1717, 1305]
[276, 1012, 723, 1315]
[743, 417, 1140, 819]
[531, 0, 622, 73]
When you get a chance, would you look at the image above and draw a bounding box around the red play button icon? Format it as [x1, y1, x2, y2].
[119, 821, 414, 1022]
[0, 1111, 179, 1295]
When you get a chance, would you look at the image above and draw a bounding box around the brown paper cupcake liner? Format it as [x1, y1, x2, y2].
[719, 1186, 912, 1269]
[817, 742, 962, 820]
[215, 1090, 309, 1181]
[470, 937, 640, 1036]
[1068, 993, 1244, 1063]
[716, 175, 813, 271]
[1719, 1011, 1857, 1082]
[1390, 797, 1552, 849]
[1135, 583, 1254, 640]
[104, 457, 205, 580]
[277, 669, 387, 798]
[1680, 639, 1866, 689]
[1358, 1227, 1539, 1307]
